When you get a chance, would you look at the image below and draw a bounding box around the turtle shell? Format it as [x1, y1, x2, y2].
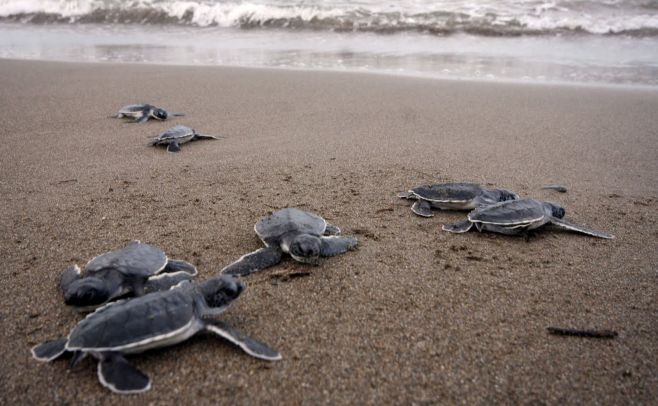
[67, 283, 197, 352]
[156, 125, 194, 141]
[468, 199, 547, 226]
[412, 183, 483, 202]
[255, 208, 326, 243]
[119, 104, 150, 114]
[85, 241, 167, 278]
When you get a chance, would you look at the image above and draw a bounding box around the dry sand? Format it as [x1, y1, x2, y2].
[0, 59, 656, 404]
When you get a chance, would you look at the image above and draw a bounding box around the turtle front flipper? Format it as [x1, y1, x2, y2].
[411, 200, 433, 217]
[163, 259, 198, 276]
[551, 218, 614, 239]
[323, 224, 341, 236]
[144, 272, 195, 294]
[167, 142, 181, 153]
[31, 338, 69, 362]
[193, 133, 221, 140]
[320, 236, 358, 257]
[442, 219, 474, 233]
[205, 320, 282, 361]
[60, 265, 82, 295]
[133, 114, 149, 124]
[221, 246, 283, 276]
[98, 352, 151, 394]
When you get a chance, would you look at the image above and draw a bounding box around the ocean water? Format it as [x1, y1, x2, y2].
[1, 0, 657, 86]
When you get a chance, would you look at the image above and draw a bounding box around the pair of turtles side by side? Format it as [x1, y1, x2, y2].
[443, 199, 614, 239]
[115, 104, 184, 123]
[150, 125, 221, 153]
[32, 275, 281, 394]
[398, 182, 519, 217]
[61, 240, 198, 311]
[222, 208, 358, 277]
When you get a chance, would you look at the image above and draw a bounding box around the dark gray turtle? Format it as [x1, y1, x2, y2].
[114, 104, 184, 123]
[32, 276, 281, 394]
[61, 240, 198, 311]
[222, 208, 357, 276]
[398, 182, 519, 217]
[443, 199, 614, 239]
[150, 125, 220, 153]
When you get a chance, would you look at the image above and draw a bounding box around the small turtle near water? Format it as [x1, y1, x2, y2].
[61, 240, 198, 311]
[398, 182, 519, 217]
[222, 208, 358, 276]
[32, 276, 281, 394]
[442, 199, 614, 239]
[150, 125, 220, 153]
[114, 104, 184, 123]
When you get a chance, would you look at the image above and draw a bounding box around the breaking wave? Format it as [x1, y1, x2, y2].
[1, 0, 658, 36]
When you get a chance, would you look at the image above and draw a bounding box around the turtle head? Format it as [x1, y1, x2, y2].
[199, 275, 245, 310]
[63, 277, 112, 308]
[496, 189, 519, 202]
[152, 108, 168, 120]
[289, 234, 321, 265]
[545, 202, 566, 219]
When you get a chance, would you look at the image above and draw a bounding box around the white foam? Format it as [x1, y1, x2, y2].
[1, 0, 657, 35]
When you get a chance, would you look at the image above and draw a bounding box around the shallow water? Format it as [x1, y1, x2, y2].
[1, 23, 657, 86]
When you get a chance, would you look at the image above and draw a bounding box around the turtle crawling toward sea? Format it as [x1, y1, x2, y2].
[150, 125, 220, 153]
[398, 182, 519, 217]
[442, 199, 614, 239]
[61, 240, 198, 311]
[114, 104, 184, 123]
[32, 276, 281, 394]
[222, 208, 358, 276]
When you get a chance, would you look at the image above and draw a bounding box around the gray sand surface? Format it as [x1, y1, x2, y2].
[0, 59, 656, 404]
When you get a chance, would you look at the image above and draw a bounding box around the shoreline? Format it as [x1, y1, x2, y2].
[1, 58, 656, 404]
[2, 20, 658, 88]
[3, 56, 658, 91]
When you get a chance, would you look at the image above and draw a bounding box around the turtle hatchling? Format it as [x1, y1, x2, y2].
[32, 276, 281, 394]
[442, 199, 614, 239]
[398, 182, 519, 217]
[114, 104, 184, 123]
[222, 208, 358, 276]
[150, 125, 220, 153]
[61, 240, 198, 311]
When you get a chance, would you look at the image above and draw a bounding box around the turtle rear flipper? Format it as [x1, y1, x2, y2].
[31, 338, 69, 362]
[60, 265, 82, 295]
[144, 272, 195, 294]
[98, 352, 151, 394]
[411, 200, 433, 217]
[551, 218, 614, 239]
[442, 219, 474, 233]
[320, 236, 358, 257]
[205, 320, 281, 361]
[222, 246, 283, 276]
[167, 142, 181, 153]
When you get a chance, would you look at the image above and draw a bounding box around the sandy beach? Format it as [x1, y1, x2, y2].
[0, 58, 656, 404]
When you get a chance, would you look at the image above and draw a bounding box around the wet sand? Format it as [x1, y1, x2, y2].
[0, 59, 656, 404]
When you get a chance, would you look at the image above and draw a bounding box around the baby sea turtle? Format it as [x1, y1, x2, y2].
[61, 240, 198, 311]
[115, 104, 184, 123]
[32, 276, 281, 394]
[442, 199, 614, 239]
[150, 125, 220, 153]
[398, 182, 519, 217]
[222, 208, 358, 276]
